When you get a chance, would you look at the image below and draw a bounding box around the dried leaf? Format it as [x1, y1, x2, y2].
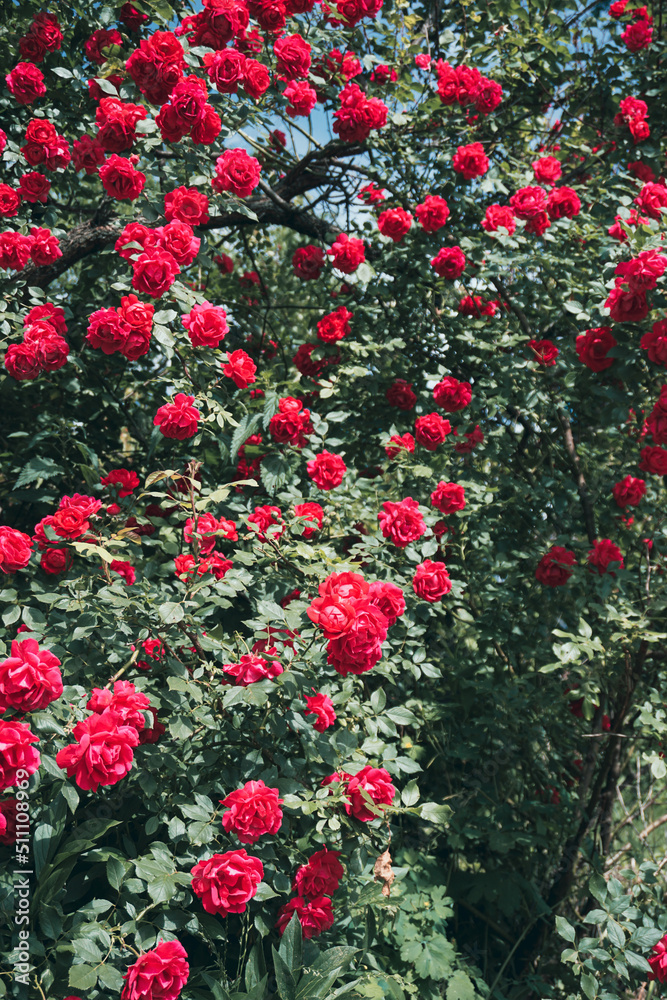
[374, 849, 395, 897]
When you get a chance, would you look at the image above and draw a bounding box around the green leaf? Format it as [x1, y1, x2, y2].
[580, 972, 597, 1000]
[279, 912, 303, 973]
[260, 453, 291, 492]
[159, 601, 184, 624]
[272, 947, 298, 1000]
[13, 456, 63, 489]
[445, 970, 476, 1000]
[401, 780, 420, 807]
[231, 413, 263, 463]
[555, 915, 576, 943]
[589, 874, 608, 905]
[68, 965, 98, 991]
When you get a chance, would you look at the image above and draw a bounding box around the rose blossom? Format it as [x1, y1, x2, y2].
[535, 546, 576, 587]
[191, 850, 263, 915]
[587, 539, 624, 576]
[294, 847, 343, 897]
[304, 693, 336, 732]
[212, 148, 261, 198]
[413, 560, 452, 601]
[415, 413, 451, 450]
[378, 498, 426, 547]
[121, 941, 189, 1000]
[307, 452, 346, 490]
[56, 710, 139, 791]
[154, 393, 201, 439]
[0, 721, 40, 790]
[0, 639, 63, 714]
[415, 195, 449, 232]
[220, 779, 284, 843]
[431, 482, 466, 515]
[276, 896, 334, 939]
[222, 654, 283, 686]
[612, 475, 646, 507]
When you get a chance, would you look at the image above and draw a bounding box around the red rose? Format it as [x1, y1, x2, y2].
[317, 306, 352, 343]
[307, 451, 347, 489]
[307, 595, 358, 639]
[532, 156, 562, 185]
[367, 580, 405, 624]
[415, 194, 449, 232]
[452, 142, 489, 179]
[220, 779, 284, 843]
[29, 227, 62, 266]
[0, 720, 40, 790]
[430, 246, 466, 278]
[546, 186, 581, 220]
[0, 526, 33, 574]
[25, 303, 67, 335]
[612, 475, 646, 507]
[327, 233, 365, 273]
[304, 693, 336, 732]
[292, 245, 325, 279]
[587, 539, 624, 575]
[213, 148, 261, 198]
[345, 765, 395, 821]
[413, 559, 452, 601]
[641, 320, 667, 365]
[4, 343, 40, 381]
[18, 172, 50, 203]
[639, 445, 667, 475]
[87, 680, 150, 732]
[385, 432, 415, 458]
[99, 154, 146, 200]
[86, 307, 131, 355]
[386, 379, 416, 409]
[0, 799, 18, 845]
[294, 501, 324, 537]
[528, 338, 559, 365]
[415, 413, 451, 450]
[0, 232, 34, 271]
[121, 941, 189, 1000]
[576, 326, 617, 371]
[132, 250, 180, 298]
[120, 3, 149, 30]
[0, 639, 62, 714]
[648, 934, 667, 983]
[242, 59, 271, 99]
[248, 505, 283, 541]
[616, 249, 667, 292]
[274, 33, 312, 79]
[6, 63, 46, 104]
[73, 135, 106, 174]
[56, 710, 139, 791]
[223, 349, 257, 388]
[181, 302, 229, 348]
[294, 847, 343, 896]
[510, 186, 546, 220]
[377, 208, 412, 243]
[269, 397, 313, 447]
[222, 654, 283, 686]
[0, 185, 21, 218]
[164, 186, 210, 225]
[535, 546, 576, 587]
[622, 19, 652, 50]
[156, 221, 200, 266]
[100, 468, 140, 497]
[605, 284, 648, 323]
[276, 895, 334, 939]
[635, 182, 667, 220]
[284, 79, 318, 117]
[40, 547, 72, 575]
[378, 497, 426, 547]
[154, 393, 201, 440]
[191, 850, 264, 915]
[326, 602, 388, 676]
[431, 481, 466, 514]
[34, 333, 68, 371]
[482, 204, 516, 234]
[204, 48, 246, 94]
[85, 28, 122, 65]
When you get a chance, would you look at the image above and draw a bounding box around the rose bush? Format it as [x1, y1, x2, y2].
[1, 3, 667, 1000]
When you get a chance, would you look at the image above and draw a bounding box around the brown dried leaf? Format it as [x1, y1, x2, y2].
[374, 849, 395, 898]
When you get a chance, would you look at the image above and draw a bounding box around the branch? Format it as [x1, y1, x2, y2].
[555, 407, 597, 544]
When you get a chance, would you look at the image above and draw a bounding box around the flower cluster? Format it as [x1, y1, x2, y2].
[4, 302, 69, 381]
